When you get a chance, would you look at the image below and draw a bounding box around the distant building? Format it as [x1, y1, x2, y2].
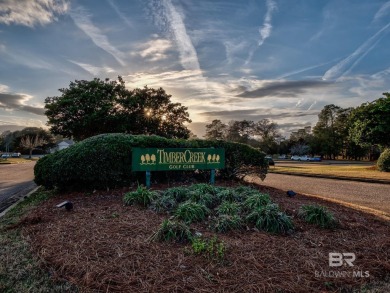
[50, 139, 74, 153]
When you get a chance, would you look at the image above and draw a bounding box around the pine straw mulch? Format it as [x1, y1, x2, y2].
[16, 182, 390, 293]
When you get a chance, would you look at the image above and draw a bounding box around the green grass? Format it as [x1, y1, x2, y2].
[174, 201, 209, 223]
[212, 214, 243, 233]
[246, 203, 293, 234]
[149, 219, 192, 243]
[0, 188, 78, 292]
[190, 236, 226, 262]
[243, 193, 271, 211]
[123, 185, 158, 207]
[216, 201, 241, 216]
[298, 204, 338, 228]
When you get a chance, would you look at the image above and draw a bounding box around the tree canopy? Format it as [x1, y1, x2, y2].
[44, 77, 192, 141]
[348, 93, 390, 148]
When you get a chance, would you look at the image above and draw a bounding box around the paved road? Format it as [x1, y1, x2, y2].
[252, 173, 390, 216]
[0, 162, 36, 213]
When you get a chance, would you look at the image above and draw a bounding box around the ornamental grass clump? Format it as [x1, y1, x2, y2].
[123, 185, 157, 207]
[162, 186, 189, 203]
[298, 205, 337, 229]
[149, 195, 177, 213]
[212, 214, 243, 233]
[189, 183, 219, 196]
[217, 189, 242, 203]
[149, 219, 192, 243]
[189, 190, 216, 208]
[246, 204, 293, 234]
[216, 201, 241, 216]
[174, 201, 209, 224]
[243, 193, 271, 211]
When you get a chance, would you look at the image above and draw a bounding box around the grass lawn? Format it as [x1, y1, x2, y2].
[1, 183, 389, 292]
[0, 158, 39, 164]
[269, 163, 390, 181]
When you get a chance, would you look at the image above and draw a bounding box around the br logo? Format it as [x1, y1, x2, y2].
[329, 252, 356, 267]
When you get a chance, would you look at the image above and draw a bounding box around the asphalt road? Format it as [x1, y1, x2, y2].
[0, 162, 37, 214]
[252, 173, 390, 216]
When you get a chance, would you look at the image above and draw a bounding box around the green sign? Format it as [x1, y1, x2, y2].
[132, 148, 225, 171]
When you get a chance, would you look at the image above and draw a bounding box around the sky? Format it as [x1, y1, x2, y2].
[0, 0, 389, 138]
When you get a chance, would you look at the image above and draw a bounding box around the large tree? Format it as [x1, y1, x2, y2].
[45, 77, 191, 141]
[204, 119, 227, 139]
[349, 93, 390, 148]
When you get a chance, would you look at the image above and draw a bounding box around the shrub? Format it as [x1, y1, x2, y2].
[212, 214, 243, 233]
[191, 236, 226, 261]
[174, 201, 209, 223]
[149, 219, 192, 243]
[162, 186, 189, 203]
[216, 201, 241, 215]
[377, 149, 390, 172]
[123, 185, 157, 207]
[149, 195, 177, 213]
[34, 133, 268, 190]
[246, 204, 293, 234]
[243, 193, 271, 210]
[298, 205, 337, 228]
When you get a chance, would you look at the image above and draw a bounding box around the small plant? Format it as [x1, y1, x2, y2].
[298, 205, 337, 228]
[149, 219, 192, 243]
[162, 186, 189, 202]
[377, 148, 390, 172]
[174, 201, 209, 223]
[189, 190, 216, 208]
[191, 236, 226, 261]
[123, 185, 158, 207]
[234, 185, 259, 199]
[217, 189, 241, 202]
[189, 183, 218, 195]
[246, 204, 293, 234]
[149, 195, 177, 213]
[212, 214, 243, 233]
[216, 201, 241, 216]
[243, 193, 271, 210]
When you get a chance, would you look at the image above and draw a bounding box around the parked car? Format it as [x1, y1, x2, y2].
[291, 155, 310, 161]
[11, 152, 21, 158]
[278, 154, 287, 159]
[1, 153, 11, 158]
[265, 156, 275, 166]
[309, 156, 322, 162]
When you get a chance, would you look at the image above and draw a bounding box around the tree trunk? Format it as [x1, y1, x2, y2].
[29, 148, 33, 159]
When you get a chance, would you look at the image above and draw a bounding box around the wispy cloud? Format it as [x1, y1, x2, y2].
[107, 0, 133, 28]
[0, 0, 69, 27]
[246, 0, 277, 64]
[322, 22, 390, 81]
[69, 6, 126, 66]
[237, 80, 333, 98]
[68, 60, 115, 76]
[373, 1, 390, 22]
[149, 0, 201, 71]
[135, 38, 173, 62]
[0, 92, 44, 115]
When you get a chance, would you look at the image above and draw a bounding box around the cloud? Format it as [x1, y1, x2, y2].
[373, 1, 390, 22]
[136, 38, 173, 61]
[0, 0, 69, 27]
[68, 60, 115, 76]
[322, 22, 390, 81]
[69, 6, 126, 66]
[199, 108, 319, 122]
[149, 0, 201, 71]
[107, 0, 134, 28]
[245, 0, 277, 64]
[0, 91, 44, 116]
[236, 80, 333, 98]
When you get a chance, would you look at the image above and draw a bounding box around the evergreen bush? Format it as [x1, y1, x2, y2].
[377, 148, 390, 172]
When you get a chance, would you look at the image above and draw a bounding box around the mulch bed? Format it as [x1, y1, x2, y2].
[19, 181, 390, 292]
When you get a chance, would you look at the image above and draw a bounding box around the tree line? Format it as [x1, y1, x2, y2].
[204, 93, 390, 160]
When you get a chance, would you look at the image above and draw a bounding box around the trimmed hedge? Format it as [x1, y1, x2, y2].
[34, 134, 267, 190]
[377, 148, 390, 172]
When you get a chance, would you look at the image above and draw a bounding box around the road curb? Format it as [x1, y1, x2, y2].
[0, 186, 40, 218]
[268, 170, 390, 185]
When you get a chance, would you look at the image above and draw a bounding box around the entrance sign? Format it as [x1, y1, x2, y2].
[132, 148, 225, 171]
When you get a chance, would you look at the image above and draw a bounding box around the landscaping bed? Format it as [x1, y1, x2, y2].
[12, 182, 390, 292]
